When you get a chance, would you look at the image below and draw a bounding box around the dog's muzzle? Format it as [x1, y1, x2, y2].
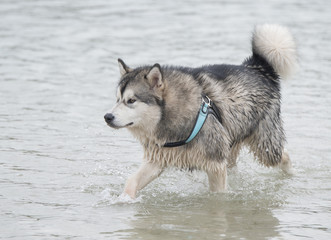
[104, 113, 133, 129]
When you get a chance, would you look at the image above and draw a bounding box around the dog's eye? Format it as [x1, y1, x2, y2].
[127, 98, 136, 104]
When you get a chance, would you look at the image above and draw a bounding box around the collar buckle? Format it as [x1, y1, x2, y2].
[203, 95, 212, 107]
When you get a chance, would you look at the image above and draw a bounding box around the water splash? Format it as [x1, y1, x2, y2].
[96, 188, 143, 206]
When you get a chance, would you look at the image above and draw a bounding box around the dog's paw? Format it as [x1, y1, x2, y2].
[280, 151, 295, 175]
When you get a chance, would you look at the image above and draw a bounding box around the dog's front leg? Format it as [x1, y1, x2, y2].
[124, 162, 163, 198]
[206, 164, 227, 192]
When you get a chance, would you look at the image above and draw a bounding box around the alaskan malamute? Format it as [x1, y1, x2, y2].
[104, 24, 297, 198]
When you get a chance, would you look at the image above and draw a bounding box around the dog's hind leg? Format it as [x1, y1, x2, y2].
[246, 116, 293, 173]
[124, 162, 163, 198]
[206, 163, 227, 192]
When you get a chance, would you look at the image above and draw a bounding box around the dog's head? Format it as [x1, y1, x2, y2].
[104, 59, 165, 132]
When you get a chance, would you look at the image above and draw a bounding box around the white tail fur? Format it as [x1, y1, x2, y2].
[252, 24, 298, 79]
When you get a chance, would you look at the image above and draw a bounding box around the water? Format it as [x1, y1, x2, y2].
[1, 0, 331, 239]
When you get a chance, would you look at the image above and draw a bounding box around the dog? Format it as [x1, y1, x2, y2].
[104, 24, 297, 198]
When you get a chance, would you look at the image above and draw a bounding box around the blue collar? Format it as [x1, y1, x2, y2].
[163, 95, 222, 148]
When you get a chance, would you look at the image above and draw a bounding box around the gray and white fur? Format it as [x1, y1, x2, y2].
[104, 24, 298, 198]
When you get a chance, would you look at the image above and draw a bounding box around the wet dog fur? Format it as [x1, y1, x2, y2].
[104, 24, 298, 198]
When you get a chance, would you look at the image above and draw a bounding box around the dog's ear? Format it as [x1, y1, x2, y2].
[146, 64, 164, 90]
[118, 58, 132, 76]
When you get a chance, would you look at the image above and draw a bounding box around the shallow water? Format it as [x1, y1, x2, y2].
[1, 0, 331, 239]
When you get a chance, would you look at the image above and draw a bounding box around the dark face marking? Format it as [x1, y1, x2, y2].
[118, 67, 149, 97]
[134, 93, 154, 105]
[119, 77, 131, 96]
[134, 91, 164, 107]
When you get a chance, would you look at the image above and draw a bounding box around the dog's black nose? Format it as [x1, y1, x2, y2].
[104, 113, 114, 123]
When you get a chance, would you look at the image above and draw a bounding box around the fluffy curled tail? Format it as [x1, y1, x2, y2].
[252, 24, 298, 79]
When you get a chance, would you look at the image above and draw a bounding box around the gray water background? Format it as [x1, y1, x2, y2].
[1, 0, 331, 239]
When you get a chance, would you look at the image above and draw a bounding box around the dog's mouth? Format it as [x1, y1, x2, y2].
[106, 122, 133, 129]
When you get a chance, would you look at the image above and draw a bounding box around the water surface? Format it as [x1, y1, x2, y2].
[1, 0, 331, 239]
